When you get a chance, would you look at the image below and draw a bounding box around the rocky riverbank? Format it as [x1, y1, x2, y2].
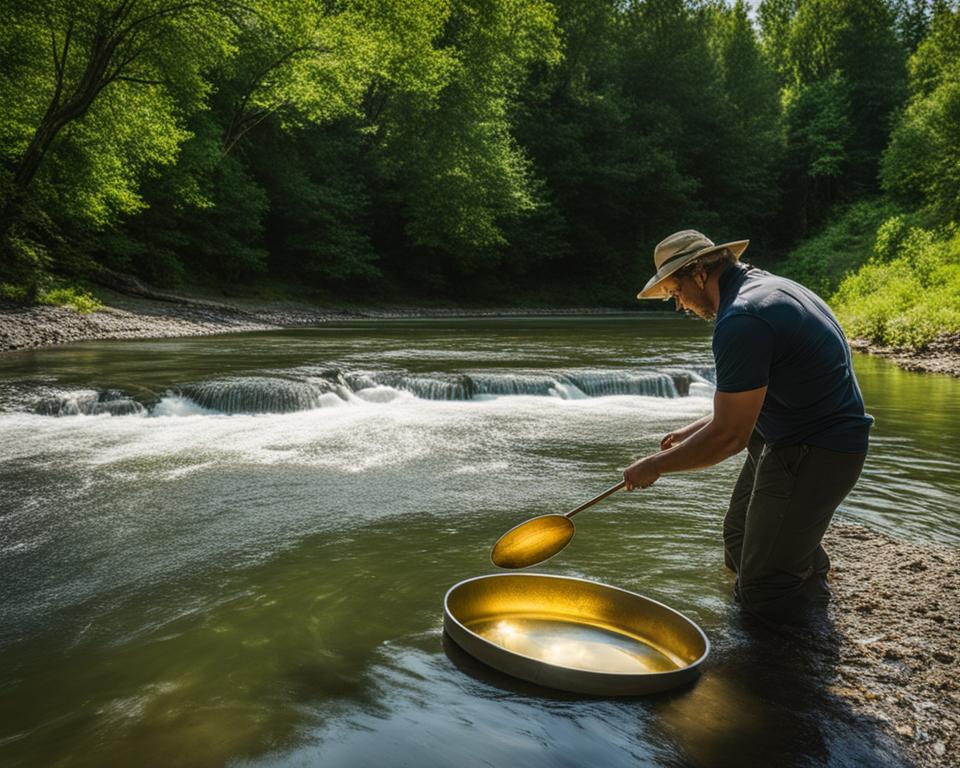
[0, 297, 359, 352]
[0, 296, 622, 353]
[851, 334, 960, 378]
[816, 524, 958, 767]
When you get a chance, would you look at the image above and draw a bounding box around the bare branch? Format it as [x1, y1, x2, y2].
[119, 2, 204, 41]
[59, 19, 74, 81]
[224, 41, 332, 151]
[223, 99, 292, 155]
[46, 13, 61, 82]
[114, 75, 163, 85]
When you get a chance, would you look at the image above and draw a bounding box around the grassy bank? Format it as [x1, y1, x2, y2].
[777, 201, 960, 351]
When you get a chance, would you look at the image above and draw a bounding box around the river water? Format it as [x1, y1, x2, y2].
[1, 316, 957, 767]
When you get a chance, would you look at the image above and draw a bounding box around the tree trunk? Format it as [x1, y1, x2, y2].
[1, 28, 116, 245]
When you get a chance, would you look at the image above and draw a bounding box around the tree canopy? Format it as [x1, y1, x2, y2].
[1, 0, 956, 312]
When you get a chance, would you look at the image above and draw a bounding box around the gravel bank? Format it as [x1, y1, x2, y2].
[0, 300, 341, 352]
[817, 524, 958, 767]
[851, 334, 960, 378]
[0, 298, 622, 353]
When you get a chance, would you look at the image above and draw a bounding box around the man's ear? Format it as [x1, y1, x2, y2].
[694, 268, 707, 290]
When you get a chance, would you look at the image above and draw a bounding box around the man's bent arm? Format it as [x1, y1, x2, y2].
[624, 387, 766, 489]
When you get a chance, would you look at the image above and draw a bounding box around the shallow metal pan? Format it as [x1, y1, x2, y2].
[444, 573, 709, 696]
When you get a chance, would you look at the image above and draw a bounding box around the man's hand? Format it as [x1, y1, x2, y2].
[623, 456, 661, 491]
[660, 425, 695, 450]
[622, 388, 765, 491]
[660, 414, 712, 450]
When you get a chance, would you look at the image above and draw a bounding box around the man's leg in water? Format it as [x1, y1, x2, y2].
[723, 430, 765, 572]
[734, 443, 867, 624]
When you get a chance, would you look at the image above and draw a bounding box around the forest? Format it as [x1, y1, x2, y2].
[1, 0, 958, 348]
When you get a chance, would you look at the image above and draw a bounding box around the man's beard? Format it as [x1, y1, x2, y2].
[686, 302, 715, 320]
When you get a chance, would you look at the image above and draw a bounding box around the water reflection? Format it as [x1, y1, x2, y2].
[847, 354, 960, 545]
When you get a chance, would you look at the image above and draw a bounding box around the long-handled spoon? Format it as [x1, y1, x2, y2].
[490, 480, 626, 569]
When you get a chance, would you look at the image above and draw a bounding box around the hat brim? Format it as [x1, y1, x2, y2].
[636, 239, 750, 300]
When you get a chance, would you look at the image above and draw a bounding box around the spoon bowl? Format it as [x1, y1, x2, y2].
[490, 514, 575, 569]
[490, 480, 625, 569]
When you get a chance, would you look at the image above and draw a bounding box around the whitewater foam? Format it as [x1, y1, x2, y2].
[16, 367, 714, 418]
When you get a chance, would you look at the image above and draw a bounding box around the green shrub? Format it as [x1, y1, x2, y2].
[36, 286, 104, 314]
[775, 199, 896, 298]
[0, 282, 32, 303]
[833, 223, 960, 348]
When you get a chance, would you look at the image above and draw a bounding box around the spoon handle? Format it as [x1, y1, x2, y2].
[564, 480, 627, 519]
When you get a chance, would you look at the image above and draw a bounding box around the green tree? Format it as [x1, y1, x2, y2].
[0, 0, 237, 283]
[757, 0, 799, 84]
[891, 0, 932, 52]
[257, 121, 378, 286]
[705, 0, 783, 239]
[372, 0, 560, 285]
[881, 2, 960, 223]
[766, 0, 907, 239]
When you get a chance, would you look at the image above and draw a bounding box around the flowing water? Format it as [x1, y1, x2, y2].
[1, 316, 958, 767]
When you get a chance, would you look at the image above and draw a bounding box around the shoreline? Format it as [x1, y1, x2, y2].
[850, 335, 960, 378]
[3, 297, 958, 379]
[0, 297, 625, 354]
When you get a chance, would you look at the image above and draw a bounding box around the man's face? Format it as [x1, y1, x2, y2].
[663, 269, 715, 320]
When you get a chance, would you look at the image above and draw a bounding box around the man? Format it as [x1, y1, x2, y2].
[623, 230, 872, 625]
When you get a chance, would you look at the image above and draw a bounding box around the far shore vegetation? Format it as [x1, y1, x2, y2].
[1, 0, 959, 350]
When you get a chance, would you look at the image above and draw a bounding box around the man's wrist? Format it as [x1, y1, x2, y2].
[648, 452, 664, 476]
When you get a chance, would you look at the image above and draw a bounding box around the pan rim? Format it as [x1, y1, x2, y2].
[443, 572, 711, 680]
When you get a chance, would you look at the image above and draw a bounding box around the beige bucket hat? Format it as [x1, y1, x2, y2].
[637, 230, 749, 299]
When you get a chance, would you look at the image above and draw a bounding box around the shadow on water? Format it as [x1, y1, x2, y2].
[442, 614, 910, 768]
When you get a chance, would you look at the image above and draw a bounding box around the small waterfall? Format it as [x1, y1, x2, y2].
[25, 367, 718, 416]
[662, 367, 717, 397]
[33, 389, 147, 417]
[549, 382, 588, 399]
[351, 371, 578, 400]
[342, 370, 688, 401]
[471, 373, 558, 398]
[694, 367, 716, 384]
[178, 377, 338, 414]
[358, 373, 476, 401]
[562, 371, 679, 398]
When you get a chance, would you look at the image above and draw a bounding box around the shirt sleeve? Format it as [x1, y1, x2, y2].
[712, 313, 774, 392]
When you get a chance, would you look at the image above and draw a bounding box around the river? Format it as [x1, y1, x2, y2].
[1, 315, 958, 767]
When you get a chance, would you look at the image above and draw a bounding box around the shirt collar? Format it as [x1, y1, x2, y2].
[717, 262, 749, 315]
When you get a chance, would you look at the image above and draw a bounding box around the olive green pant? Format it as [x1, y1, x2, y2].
[723, 431, 867, 625]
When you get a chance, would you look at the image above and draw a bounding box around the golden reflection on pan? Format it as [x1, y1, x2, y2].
[444, 574, 709, 695]
[470, 617, 681, 674]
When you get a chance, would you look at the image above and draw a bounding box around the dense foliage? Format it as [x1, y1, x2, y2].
[779, 1, 960, 348]
[832, 222, 960, 347]
[0, 0, 958, 343]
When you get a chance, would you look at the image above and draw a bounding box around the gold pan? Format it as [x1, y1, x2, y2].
[444, 573, 709, 696]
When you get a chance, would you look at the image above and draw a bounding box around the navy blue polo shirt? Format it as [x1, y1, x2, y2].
[712, 263, 872, 452]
